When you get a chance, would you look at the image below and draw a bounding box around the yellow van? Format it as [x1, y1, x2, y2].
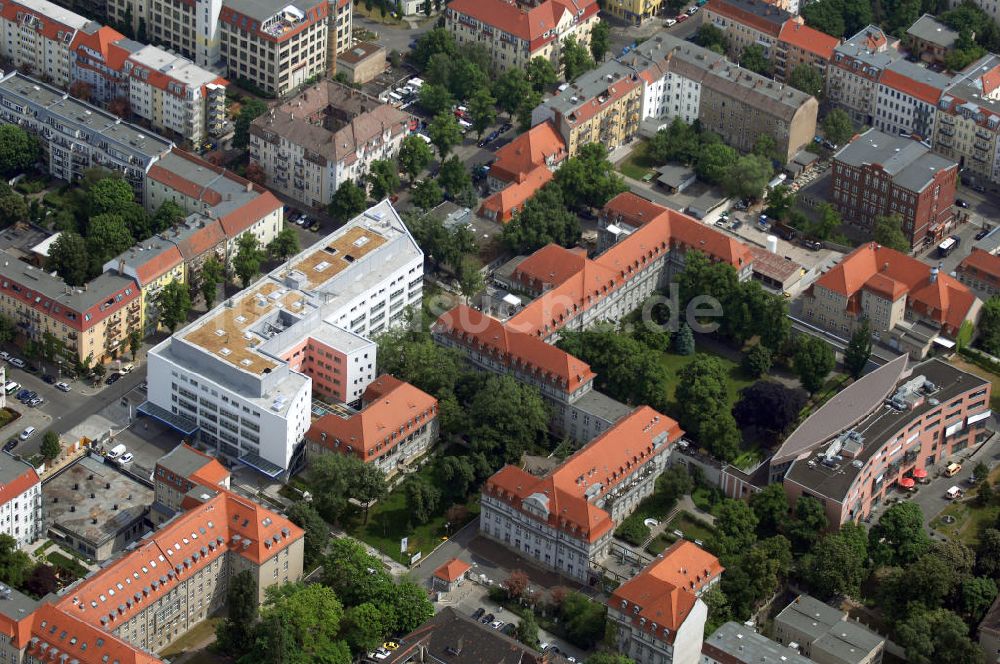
[945, 462, 962, 477]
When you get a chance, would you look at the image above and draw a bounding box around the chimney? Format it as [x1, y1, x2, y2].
[930, 265, 940, 283]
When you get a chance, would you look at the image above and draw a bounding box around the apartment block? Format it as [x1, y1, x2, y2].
[801, 242, 978, 357]
[481, 120, 566, 223]
[773, 595, 885, 664]
[934, 54, 1000, 188]
[0, 458, 41, 548]
[827, 26, 902, 126]
[152, 442, 231, 519]
[218, 0, 328, 96]
[625, 32, 818, 163]
[532, 60, 643, 156]
[873, 59, 951, 139]
[703, 0, 791, 60]
[0, 252, 142, 366]
[145, 200, 422, 475]
[480, 406, 682, 583]
[445, 0, 599, 74]
[775, 21, 840, 82]
[830, 129, 958, 247]
[0, 0, 97, 88]
[957, 248, 1000, 297]
[609, 541, 723, 664]
[603, 0, 665, 24]
[250, 80, 410, 208]
[0, 71, 173, 197]
[306, 374, 439, 479]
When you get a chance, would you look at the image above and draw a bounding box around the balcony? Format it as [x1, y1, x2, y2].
[938, 125, 954, 137]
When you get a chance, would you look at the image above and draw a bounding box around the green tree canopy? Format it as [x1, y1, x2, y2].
[366, 160, 400, 201]
[40, 431, 61, 460]
[398, 135, 434, 183]
[793, 335, 835, 393]
[154, 280, 191, 332]
[502, 182, 580, 253]
[268, 227, 299, 260]
[418, 83, 454, 116]
[234, 98, 268, 148]
[723, 154, 774, 200]
[0, 125, 40, 177]
[896, 606, 985, 664]
[468, 87, 497, 139]
[554, 143, 627, 210]
[233, 233, 264, 286]
[822, 108, 855, 146]
[844, 319, 872, 379]
[47, 230, 90, 286]
[328, 180, 368, 224]
[285, 501, 328, 566]
[590, 20, 610, 62]
[428, 112, 463, 160]
[438, 156, 472, 199]
[526, 56, 558, 92]
[739, 44, 772, 75]
[870, 502, 930, 566]
[561, 35, 595, 81]
[788, 64, 825, 98]
[873, 213, 911, 252]
[412, 179, 444, 210]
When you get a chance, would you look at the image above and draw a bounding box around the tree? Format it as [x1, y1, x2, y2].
[251, 584, 350, 664]
[801, 0, 847, 37]
[559, 592, 607, 649]
[0, 190, 27, 228]
[343, 602, 388, 654]
[448, 59, 489, 102]
[40, 431, 61, 460]
[267, 227, 299, 260]
[404, 476, 441, 524]
[788, 64, 824, 99]
[675, 354, 731, 440]
[366, 160, 400, 201]
[412, 179, 443, 210]
[88, 177, 134, 217]
[47, 231, 90, 286]
[561, 36, 595, 81]
[590, 21, 610, 62]
[695, 24, 729, 53]
[700, 414, 741, 462]
[695, 143, 738, 184]
[457, 257, 484, 301]
[493, 69, 533, 118]
[709, 500, 759, 560]
[154, 280, 192, 332]
[843, 320, 872, 380]
[233, 233, 264, 286]
[0, 535, 31, 587]
[468, 87, 497, 139]
[465, 375, 549, 465]
[322, 538, 394, 607]
[742, 344, 772, 378]
[873, 213, 911, 252]
[793, 336, 835, 394]
[438, 156, 472, 200]
[200, 257, 224, 309]
[800, 522, 869, 600]
[822, 109, 854, 147]
[152, 200, 186, 233]
[962, 576, 998, 621]
[526, 56, 557, 92]
[764, 185, 796, 221]
[23, 564, 59, 597]
[649, 118, 702, 165]
[412, 28, 457, 68]
[428, 112, 463, 160]
[749, 483, 790, 538]
[739, 44, 772, 75]
[554, 143, 627, 210]
[516, 90, 542, 133]
[514, 614, 540, 649]
[896, 607, 985, 664]
[355, 464, 387, 524]
[502, 183, 580, 253]
[733, 381, 807, 435]
[811, 202, 842, 240]
[584, 656, 635, 664]
[329, 180, 368, 225]
[286, 501, 328, 566]
[723, 154, 773, 200]
[216, 570, 259, 656]
[978, 528, 1000, 578]
[674, 322, 695, 355]
[233, 98, 268, 149]
[398, 135, 434, 184]
[0, 125, 39, 177]
[979, 296, 1000, 356]
[870, 502, 930, 566]
[418, 83, 454, 116]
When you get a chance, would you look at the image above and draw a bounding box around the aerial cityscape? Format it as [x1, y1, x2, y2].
[0, 0, 1000, 662]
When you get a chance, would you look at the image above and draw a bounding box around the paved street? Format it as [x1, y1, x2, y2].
[353, 11, 435, 55]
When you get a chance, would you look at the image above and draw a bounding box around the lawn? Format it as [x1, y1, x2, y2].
[929, 499, 1000, 545]
[645, 532, 678, 556]
[617, 140, 657, 181]
[660, 344, 755, 408]
[160, 617, 221, 658]
[47, 551, 88, 579]
[666, 511, 716, 544]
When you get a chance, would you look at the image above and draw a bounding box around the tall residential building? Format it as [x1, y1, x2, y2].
[775, 21, 840, 82]
[624, 32, 818, 163]
[0, 0, 98, 87]
[934, 54, 1000, 188]
[145, 200, 422, 476]
[305, 374, 439, 479]
[445, 0, 599, 74]
[829, 129, 958, 247]
[703, 0, 792, 59]
[218, 0, 329, 96]
[957, 248, 1000, 297]
[609, 541, 723, 664]
[249, 80, 411, 208]
[0, 458, 41, 548]
[0, 71, 173, 197]
[826, 26, 902, 126]
[800, 243, 979, 357]
[480, 406, 683, 583]
[532, 60, 643, 156]
[873, 59, 952, 139]
[603, 0, 665, 24]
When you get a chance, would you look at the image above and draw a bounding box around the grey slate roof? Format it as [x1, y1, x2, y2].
[157, 443, 214, 480]
[0, 252, 137, 315]
[0, 456, 36, 487]
[906, 14, 960, 49]
[0, 584, 40, 623]
[703, 622, 813, 664]
[834, 25, 902, 70]
[833, 129, 956, 193]
[883, 58, 954, 94]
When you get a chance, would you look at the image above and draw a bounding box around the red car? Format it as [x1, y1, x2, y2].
[676, 13, 688, 21]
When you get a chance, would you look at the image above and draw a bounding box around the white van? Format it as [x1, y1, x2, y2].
[107, 443, 126, 460]
[19, 427, 35, 441]
[4, 381, 19, 394]
[946, 486, 963, 500]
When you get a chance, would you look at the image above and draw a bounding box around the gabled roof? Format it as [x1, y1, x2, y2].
[879, 60, 951, 105]
[433, 558, 471, 583]
[433, 305, 596, 394]
[0, 458, 39, 508]
[705, 0, 790, 38]
[778, 21, 840, 60]
[812, 242, 977, 331]
[305, 374, 438, 462]
[489, 121, 567, 185]
[958, 247, 1000, 283]
[479, 167, 553, 223]
[28, 604, 162, 664]
[157, 443, 230, 488]
[383, 607, 544, 664]
[485, 407, 682, 543]
[447, 0, 597, 49]
[611, 541, 722, 639]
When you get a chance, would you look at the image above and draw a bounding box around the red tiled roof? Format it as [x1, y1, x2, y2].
[778, 21, 839, 59]
[433, 558, 471, 583]
[134, 246, 183, 286]
[479, 167, 553, 224]
[813, 242, 977, 332]
[0, 463, 38, 509]
[219, 189, 282, 237]
[983, 65, 1000, 97]
[167, 219, 225, 260]
[173, 444, 231, 488]
[561, 76, 641, 126]
[485, 407, 682, 543]
[603, 192, 668, 228]
[305, 374, 438, 462]
[705, 0, 786, 37]
[448, 0, 597, 50]
[879, 68, 943, 105]
[610, 541, 723, 639]
[433, 305, 596, 394]
[28, 604, 162, 664]
[959, 248, 1000, 283]
[489, 122, 567, 185]
[513, 244, 590, 289]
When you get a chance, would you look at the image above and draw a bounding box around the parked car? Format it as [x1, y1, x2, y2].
[956, 198, 970, 208]
[8, 358, 24, 368]
[27, 397, 42, 408]
[977, 226, 993, 240]
[20, 391, 37, 402]
[489, 620, 504, 630]
[19, 427, 35, 441]
[664, 17, 677, 25]
[499, 122, 512, 133]
[472, 608, 485, 620]
[14, 389, 29, 401]
[687, 5, 699, 13]
[501, 623, 517, 636]
[676, 12, 688, 20]
[481, 613, 495, 624]
[3, 381, 18, 394]
[0, 352, 9, 361]
[119, 452, 134, 464]
[801, 238, 823, 250]
[41, 374, 55, 384]
[309, 222, 321, 232]
[105, 373, 122, 385]
[55, 382, 71, 392]
[3, 438, 16, 453]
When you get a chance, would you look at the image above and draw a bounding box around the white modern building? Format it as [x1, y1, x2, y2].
[0, 457, 42, 548]
[144, 200, 423, 477]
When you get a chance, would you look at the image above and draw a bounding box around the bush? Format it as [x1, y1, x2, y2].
[615, 515, 651, 546]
